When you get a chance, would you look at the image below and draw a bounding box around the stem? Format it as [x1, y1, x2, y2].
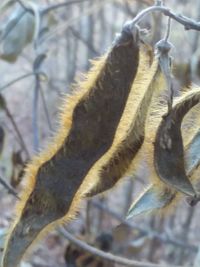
[42, 0, 91, 15]
[91, 200, 197, 253]
[4, 106, 30, 159]
[0, 176, 19, 199]
[131, 6, 169, 26]
[60, 228, 184, 267]
[32, 76, 40, 152]
[39, 86, 52, 131]
[164, 17, 171, 41]
[130, 5, 200, 31]
[0, 72, 46, 92]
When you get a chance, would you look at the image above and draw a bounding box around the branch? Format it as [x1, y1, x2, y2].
[68, 26, 100, 56]
[4, 104, 30, 159]
[32, 54, 47, 152]
[60, 228, 184, 267]
[42, 0, 92, 15]
[0, 176, 19, 199]
[130, 5, 200, 31]
[91, 200, 198, 253]
[39, 86, 52, 131]
[0, 72, 46, 92]
[15, 0, 28, 11]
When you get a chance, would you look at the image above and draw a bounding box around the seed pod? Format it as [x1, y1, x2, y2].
[86, 47, 159, 197]
[2, 24, 140, 267]
[154, 88, 200, 197]
[127, 93, 200, 218]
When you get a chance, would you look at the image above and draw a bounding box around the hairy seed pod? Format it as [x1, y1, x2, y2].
[154, 88, 200, 197]
[2, 24, 140, 267]
[86, 51, 159, 197]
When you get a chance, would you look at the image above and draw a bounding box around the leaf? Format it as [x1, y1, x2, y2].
[0, 1, 56, 63]
[0, 0, 15, 14]
[185, 128, 200, 174]
[154, 88, 200, 197]
[127, 185, 176, 218]
[0, 6, 35, 62]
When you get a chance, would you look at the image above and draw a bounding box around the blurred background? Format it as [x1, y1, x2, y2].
[0, 0, 200, 266]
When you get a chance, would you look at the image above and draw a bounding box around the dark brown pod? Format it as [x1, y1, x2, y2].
[2, 24, 140, 267]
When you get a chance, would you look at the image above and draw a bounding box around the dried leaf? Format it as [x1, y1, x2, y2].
[127, 185, 175, 218]
[0, 6, 35, 62]
[185, 128, 200, 174]
[0, 1, 43, 63]
[127, 91, 200, 218]
[154, 88, 200, 197]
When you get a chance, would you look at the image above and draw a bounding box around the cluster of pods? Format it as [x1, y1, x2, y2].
[2, 20, 200, 267]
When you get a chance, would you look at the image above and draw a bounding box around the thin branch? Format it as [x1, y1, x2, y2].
[68, 26, 100, 56]
[91, 200, 198, 253]
[40, 0, 110, 44]
[0, 72, 46, 92]
[0, 176, 19, 199]
[15, 0, 28, 11]
[32, 54, 47, 152]
[4, 105, 30, 159]
[32, 76, 40, 151]
[164, 17, 171, 42]
[60, 228, 183, 267]
[39, 86, 52, 131]
[130, 5, 200, 31]
[42, 0, 92, 15]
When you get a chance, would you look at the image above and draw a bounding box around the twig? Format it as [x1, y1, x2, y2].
[60, 228, 184, 267]
[68, 26, 100, 56]
[42, 0, 92, 15]
[32, 54, 47, 152]
[32, 75, 40, 151]
[164, 17, 171, 42]
[0, 176, 19, 199]
[0, 72, 46, 92]
[4, 105, 30, 159]
[91, 200, 198, 253]
[40, 0, 110, 44]
[39, 86, 52, 131]
[130, 5, 200, 31]
[15, 0, 28, 11]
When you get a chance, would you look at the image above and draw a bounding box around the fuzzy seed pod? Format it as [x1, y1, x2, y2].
[86, 50, 159, 197]
[2, 24, 140, 267]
